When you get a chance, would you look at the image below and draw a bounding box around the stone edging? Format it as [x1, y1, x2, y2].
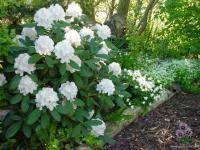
[76, 90, 175, 150]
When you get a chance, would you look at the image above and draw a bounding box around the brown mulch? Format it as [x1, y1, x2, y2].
[104, 93, 200, 150]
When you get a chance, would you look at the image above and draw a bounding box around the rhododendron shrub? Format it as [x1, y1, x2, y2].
[1, 3, 130, 147]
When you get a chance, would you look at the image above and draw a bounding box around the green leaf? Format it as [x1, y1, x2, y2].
[69, 60, 80, 70]
[9, 75, 21, 90]
[21, 96, 30, 112]
[10, 94, 23, 104]
[101, 135, 115, 145]
[6, 121, 22, 139]
[45, 56, 55, 68]
[56, 102, 73, 115]
[74, 99, 85, 107]
[22, 125, 31, 138]
[73, 74, 84, 88]
[22, 23, 37, 28]
[27, 109, 42, 125]
[50, 109, 61, 122]
[59, 63, 66, 76]
[28, 54, 42, 64]
[72, 125, 81, 137]
[80, 65, 93, 77]
[41, 113, 50, 128]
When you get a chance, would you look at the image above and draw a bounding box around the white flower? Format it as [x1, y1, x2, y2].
[79, 27, 94, 40]
[144, 97, 148, 100]
[34, 8, 54, 29]
[108, 62, 122, 76]
[14, 53, 36, 76]
[48, 4, 65, 21]
[65, 29, 81, 47]
[96, 24, 111, 40]
[35, 87, 59, 111]
[66, 55, 82, 73]
[96, 79, 115, 96]
[13, 35, 25, 47]
[21, 27, 37, 40]
[98, 41, 111, 55]
[91, 118, 106, 137]
[0, 74, 7, 86]
[54, 40, 75, 63]
[18, 75, 38, 95]
[59, 81, 78, 101]
[87, 110, 94, 119]
[35, 35, 54, 55]
[66, 2, 82, 18]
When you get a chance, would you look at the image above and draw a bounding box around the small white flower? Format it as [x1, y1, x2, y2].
[0, 74, 7, 86]
[18, 75, 38, 95]
[34, 8, 54, 29]
[96, 79, 115, 96]
[79, 27, 94, 40]
[131, 105, 134, 109]
[98, 41, 111, 55]
[54, 40, 75, 63]
[66, 2, 82, 18]
[21, 27, 37, 40]
[66, 55, 82, 73]
[144, 97, 148, 100]
[35, 87, 59, 111]
[65, 29, 81, 47]
[108, 62, 122, 76]
[35, 35, 54, 55]
[91, 118, 106, 137]
[142, 101, 146, 104]
[59, 81, 78, 101]
[14, 53, 36, 76]
[48, 4, 65, 21]
[96, 24, 111, 40]
[87, 110, 95, 119]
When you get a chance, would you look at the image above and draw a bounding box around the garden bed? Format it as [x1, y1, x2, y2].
[104, 93, 200, 150]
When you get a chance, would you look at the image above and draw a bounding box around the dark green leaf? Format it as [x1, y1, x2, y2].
[22, 125, 31, 138]
[56, 102, 73, 115]
[69, 60, 80, 70]
[21, 96, 30, 112]
[50, 109, 61, 122]
[9, 75, 21, 90]
[6, 121, 22, 139]
[45, 56, 55, 68]
[74, 99, 85, 107]
[10, 94, 23, 104]
[72, 125, 81, 137]
[27, 109, 42, 125]
[59, 63, 66, 76]
[73, 74, 84, 88]
[41, 113, 50, 128]
[28, 54, 42, 64]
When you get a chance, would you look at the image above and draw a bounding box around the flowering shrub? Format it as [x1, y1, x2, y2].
[1, 2, 131, 148]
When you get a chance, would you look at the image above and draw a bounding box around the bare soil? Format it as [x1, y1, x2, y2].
[104, 93, 200, 150]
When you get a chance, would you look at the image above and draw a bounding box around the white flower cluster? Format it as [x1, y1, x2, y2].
[64, 29, 81, 47]
[34, 3, 82, 29]
[54, 40, 75, 63]
[59, 81, 78, 101]
[0, 74, 7, 86]
[91, 118, 106, 137]
[96, 79, 115, 96]
[95, 24, 111, 40]
[128, 70, 155, 92]
[14, 53, 36, 76]
[36, 87, 59, 111]
[18, 75, 38, 95]
[35, 35, 54, 55]
[108, 62, 122, 76]
[80, 27, 94, 41]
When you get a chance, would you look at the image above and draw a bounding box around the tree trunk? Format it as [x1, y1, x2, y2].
[106, 0, 131, 37]
[136, 0, 159, 35]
